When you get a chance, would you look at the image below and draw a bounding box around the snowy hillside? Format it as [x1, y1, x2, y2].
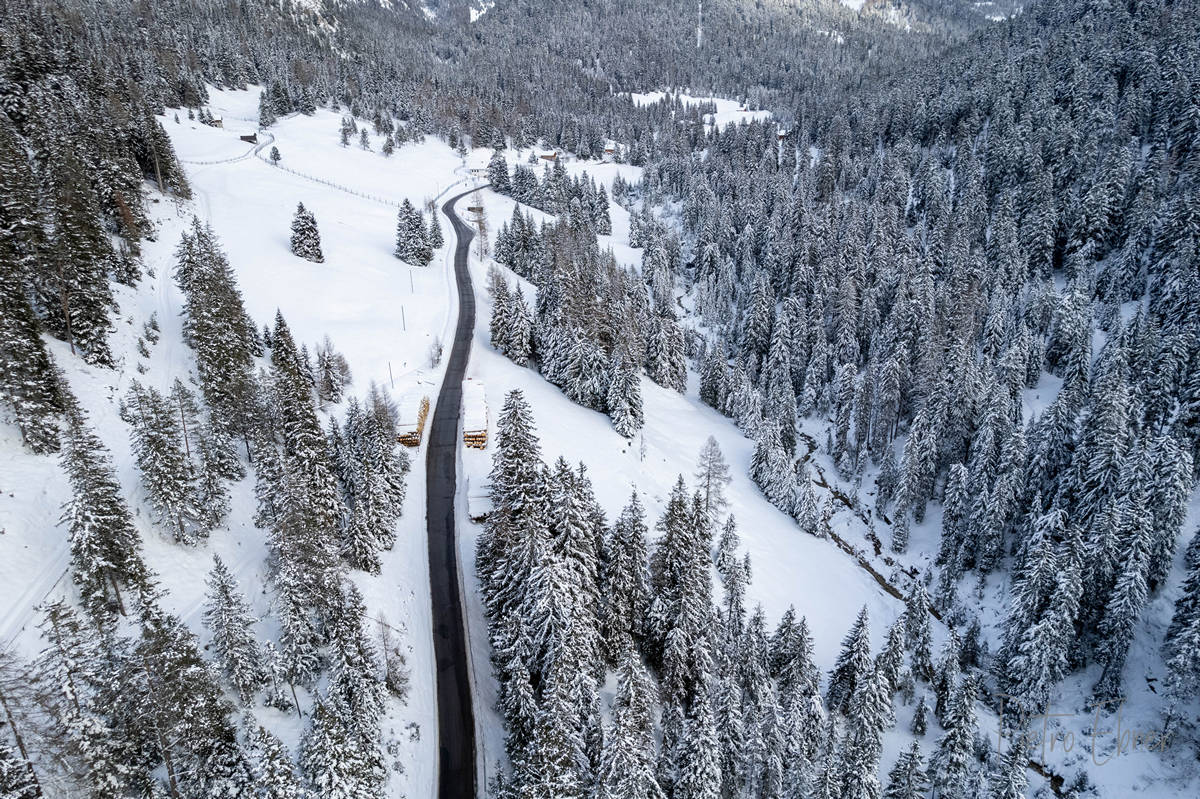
[0, 86, 478, 798]
[459, 151, 1079, 798]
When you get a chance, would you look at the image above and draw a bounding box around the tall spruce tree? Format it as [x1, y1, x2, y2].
[202, 556, 266, 704]
[60, 405, 151, 616]
[826, 606, 871, 715]
[601, 491, 651, 662]
[289, 203, 324, 263]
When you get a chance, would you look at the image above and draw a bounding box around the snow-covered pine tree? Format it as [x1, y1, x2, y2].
[838, 661, 893, 799]
[675, 691, 720, 799]
[876, 619, 906, 694]
[33, 600, 132, 796]
[136, 603, 251, 798]
[749, 424, 792, 512]
[911, 695, 929, 736]
[289, 203, 324, 263]
[336, 399, 409, 573]
[324, 581, 385, 748]
[268, 312, 347, 555]
[930, 674, 978, 799]
[487, 149, 511, 194]
[0, 231, 65, 453]
[714, 516, 741, 585]
[596, 651, 664, 799]
[1164, 531, 1200, 662]
[699, 343, 729, 411]
[884, 742, 927, 799]
[312, 336, 352, 406]
[60, 405, 151, 616]
[606, 356, 644, 438]
[174, 220, 259, 452]
[478, 389, 544, 607]
[1004, 526, 1082, 716]
[394, 200, 432, 265]
[904, 580, 935, 681]
[826, 606, 871, 715]
[0, 736, 38, 799]
[601, 491, 651, 662]
[712, 648, 747, 797]
[300, 699, 376, 799]
[488, 269, 513, 355]
[646, 312, 686, 392]
[249, 725, 305, 799]
[987, 742, 1029, 799]
[507, 287, 534, 366]
[932, 631, 961, 723]
[1144, 434, 1192, 591]
[1094, 469, 1153, 699]
[37, 150, 118, 366]
[792, 464, 819, 534]
[170, 380, 237, 528]
[258, 90, 276, 127]
[517, 644, 590, 798]
[202, 555, 265, 704]
[123, 382, 205, 544]
[647, 476, 715, 684]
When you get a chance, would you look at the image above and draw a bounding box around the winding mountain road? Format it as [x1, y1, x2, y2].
[426, 187, 484, 799]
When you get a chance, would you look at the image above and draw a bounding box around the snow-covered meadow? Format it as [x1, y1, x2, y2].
[627, 90, 773, 131]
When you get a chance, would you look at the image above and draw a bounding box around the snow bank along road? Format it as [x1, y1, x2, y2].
[426, 188, 483, 799]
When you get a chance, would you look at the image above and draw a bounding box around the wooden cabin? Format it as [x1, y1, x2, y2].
[462, 379, 488, 449]
[538, 151, 558, 162]
[239, 133, 258, 144]
[396, 391, 430, 447]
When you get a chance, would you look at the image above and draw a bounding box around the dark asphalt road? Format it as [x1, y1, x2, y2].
[426, 187, 483, 799]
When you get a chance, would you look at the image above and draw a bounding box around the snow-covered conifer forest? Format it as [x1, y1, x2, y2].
[1, 1, 1199, 798]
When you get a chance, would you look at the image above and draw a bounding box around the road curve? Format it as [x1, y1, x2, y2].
[426, 187, 484, 799]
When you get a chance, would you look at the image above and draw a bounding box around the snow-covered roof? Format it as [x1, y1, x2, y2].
[397, 386, 429, 430]
[463, 378, 487, 432]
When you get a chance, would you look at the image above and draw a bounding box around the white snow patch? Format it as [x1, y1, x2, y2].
[470, 1, 494, 23]
[626, 90, 771, 131]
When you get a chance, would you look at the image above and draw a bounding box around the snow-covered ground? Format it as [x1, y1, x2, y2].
[470, 0, 495, 23]
[0, 85, 480, 798]
[627, 90, 772, 131]
[4, 83, 1193, 799]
